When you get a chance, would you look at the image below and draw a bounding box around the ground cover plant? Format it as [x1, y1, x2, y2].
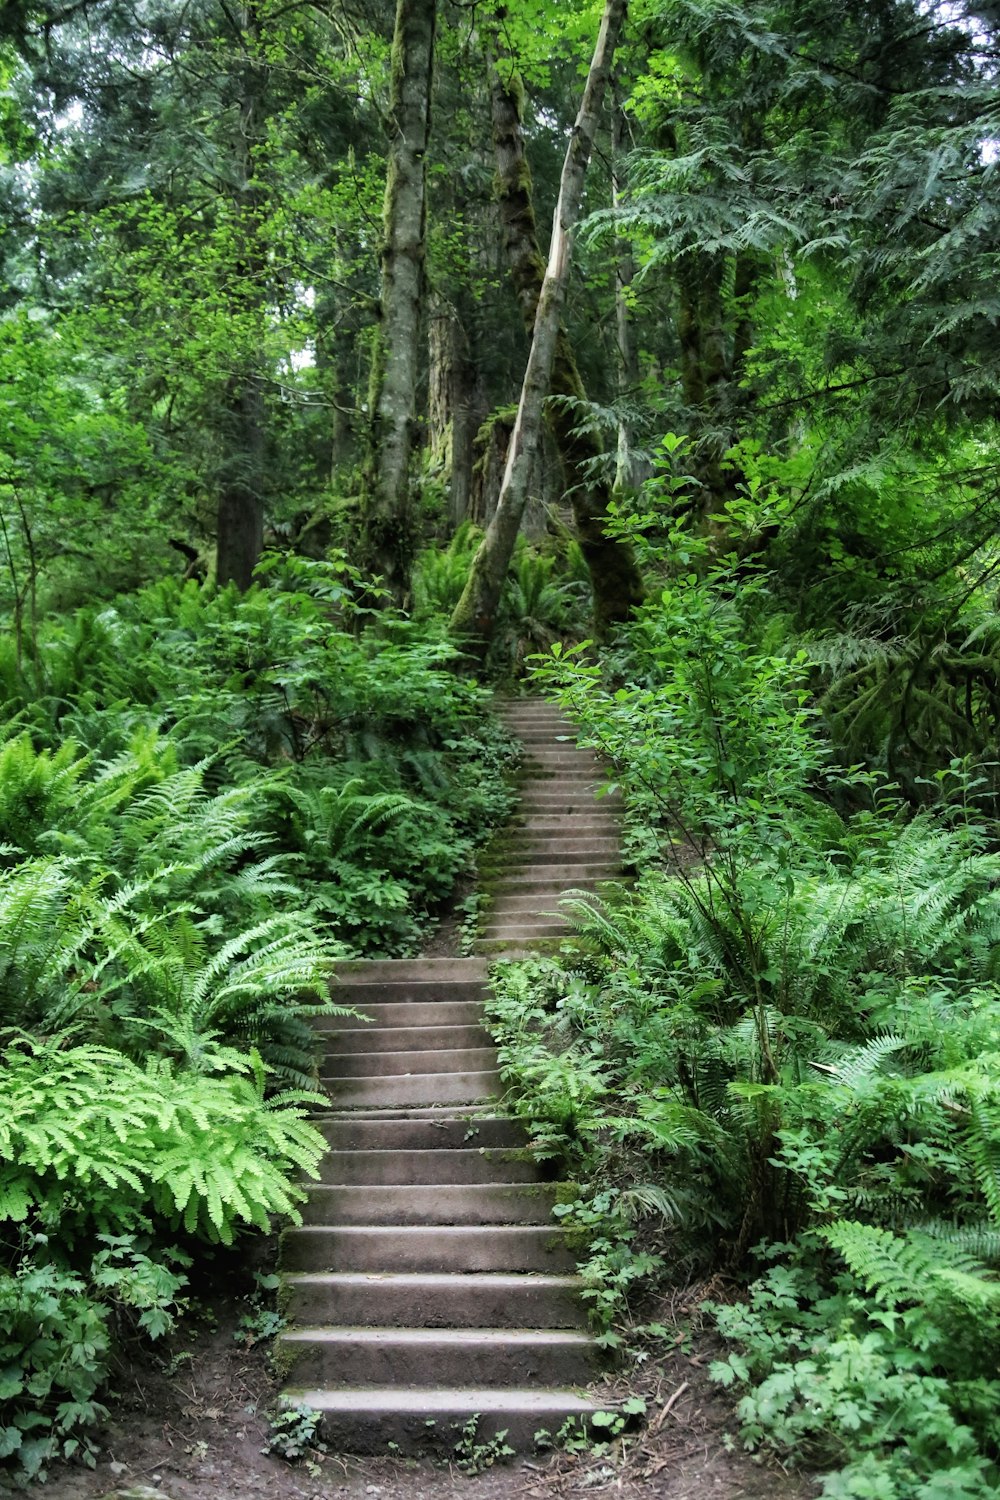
[0, 555, 515, 1485]
[486, 488, 1000, 1497]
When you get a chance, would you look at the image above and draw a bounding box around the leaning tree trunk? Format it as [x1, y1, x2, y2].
[450, 0, 630, 653]
[362, 0, 436, 600]
[216, 2, 268, 590]
[611, 80, 648, 492]
[464, 26, 643, 640]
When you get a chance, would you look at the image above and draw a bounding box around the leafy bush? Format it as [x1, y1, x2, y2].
[486, 534, 1000, 1494]
[0, 1035, 326, 1245]
[0, 1033, 319, 1486]
[710, 1231, 1000, 1499]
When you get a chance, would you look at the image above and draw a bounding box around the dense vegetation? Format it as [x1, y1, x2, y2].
[2, 0, 999, 1493]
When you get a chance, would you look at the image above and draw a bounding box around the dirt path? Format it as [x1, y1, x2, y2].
[36, 1297, 814, 1500]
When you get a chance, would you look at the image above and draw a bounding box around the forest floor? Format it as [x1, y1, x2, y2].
[37, 1270, 816, 1500]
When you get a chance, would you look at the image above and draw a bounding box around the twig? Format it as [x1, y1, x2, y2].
[649, 1380, 690, 1434]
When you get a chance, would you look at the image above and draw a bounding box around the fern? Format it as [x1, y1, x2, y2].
[0, 1034, 327, 1246]
[822, 1220, 1000, 1313]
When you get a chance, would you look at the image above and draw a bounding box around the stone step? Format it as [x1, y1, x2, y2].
[481, 917, 574, 937]
[281, 1224, 577, 1274]
[519, 791, 620, 807]
[474, 941, 575, 959]
[322, 1046, 496, 1079]
[329, 979, 488, 1008]
[490, 862, 620, 884]
[488, 832, 620, 849]
[316, 1000, 485, 1031]
[277, 1326, 600, 1390]
[335, 958, 488, 983]
[520, 764, 604, 777]
[281, 1271, 587, 1329]
[322, 1070, 499, 1109]
[283, 1386, 602, 1454]
[481, 928, 574, 947]
[489, 842, 621, 864]
[512, 822, 620, 834]
[512, 728, 580, 739]
[316, 1148, 541, 1185]
[489, 894, 567, 915]
[302, 1183, 560, 1225]
[314, 1116, 526, 1151]
[521, 757, 600, 770]
[325, 1024, 491, 1055]
[320, 1102, 498, 1120]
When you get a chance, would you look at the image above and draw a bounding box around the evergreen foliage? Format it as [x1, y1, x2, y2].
[3, 0, 1000, 1490]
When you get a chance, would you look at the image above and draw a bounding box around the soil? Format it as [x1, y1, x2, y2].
[31, 1265, 817, 1500]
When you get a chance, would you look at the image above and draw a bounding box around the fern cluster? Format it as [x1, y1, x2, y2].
[0, 559, 517, 1485]
[493, 552, 1000, 1495]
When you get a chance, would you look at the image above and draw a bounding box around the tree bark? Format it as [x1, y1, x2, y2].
[459, 22, 643, 644]
[363, 0, 436, 599]
[611, 81, 647, 492]
[217, 376, 265, 590]
[216, 2, 267, 591]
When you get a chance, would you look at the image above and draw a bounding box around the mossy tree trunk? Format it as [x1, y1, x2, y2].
[363, 0, 436, 600]
[612, 80, 647, 493]
[455, 19, 643, 644]
[216, 1, 267, 591]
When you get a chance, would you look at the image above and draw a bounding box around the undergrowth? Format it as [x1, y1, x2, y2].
[0, 552, 515, 1486]
[487, 504, 1000, 1498]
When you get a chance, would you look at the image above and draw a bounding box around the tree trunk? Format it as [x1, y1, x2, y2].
[363, 0, 436, 599]
[469, 26, 643, 640]
[611, 82, 647, 492]
[217, 376, 265, 589]
[450, 0, 631, 653]
[216, 2, 267, 590]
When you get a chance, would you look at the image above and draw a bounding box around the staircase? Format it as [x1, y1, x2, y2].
[277, 700, 625, 1452]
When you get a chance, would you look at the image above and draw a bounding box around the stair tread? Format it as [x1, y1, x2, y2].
[287, 1387, 601, 1411]
[284, 1271, 582, 1287]
[282, 1327, 595, 1344]
[280, 699, 623, 1449]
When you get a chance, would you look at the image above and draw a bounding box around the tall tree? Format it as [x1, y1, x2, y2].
[477, 31, 644, 632]
[450, 0, 634, 652]
[215, 0, 268, 590]
[363, 0, 437, 598]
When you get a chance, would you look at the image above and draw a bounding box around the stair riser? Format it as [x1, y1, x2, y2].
[280, 1227, 577, 1274]
[302, 1184, 560, 1225]
[509, 818, 620, 833]
[335, 960, 488, 983]
[325, 1026, 491, 1056]
[317, 1150, 540, 1186]
[486, 846, 621, 867]
[517, 808, 621, 821]
[281, 1280, 586, 1329]
[316, 1001, 485, 1031]
[519, 770, 605, 781]
[322, 1071, 499, 1108]
[285, 1399, 602, 1455]
[329, 980, 487, 1006]
[481, 922, 574, 939]
[513, 732, 581, 741]
[314, 1117, 524, 1151]
[488, 895, 567, 912]
[322, 1047, 496, 1080]
[490, 865, 619, 884]
[278, 1337, 600, 1390]
[481, 934, 573, 948]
